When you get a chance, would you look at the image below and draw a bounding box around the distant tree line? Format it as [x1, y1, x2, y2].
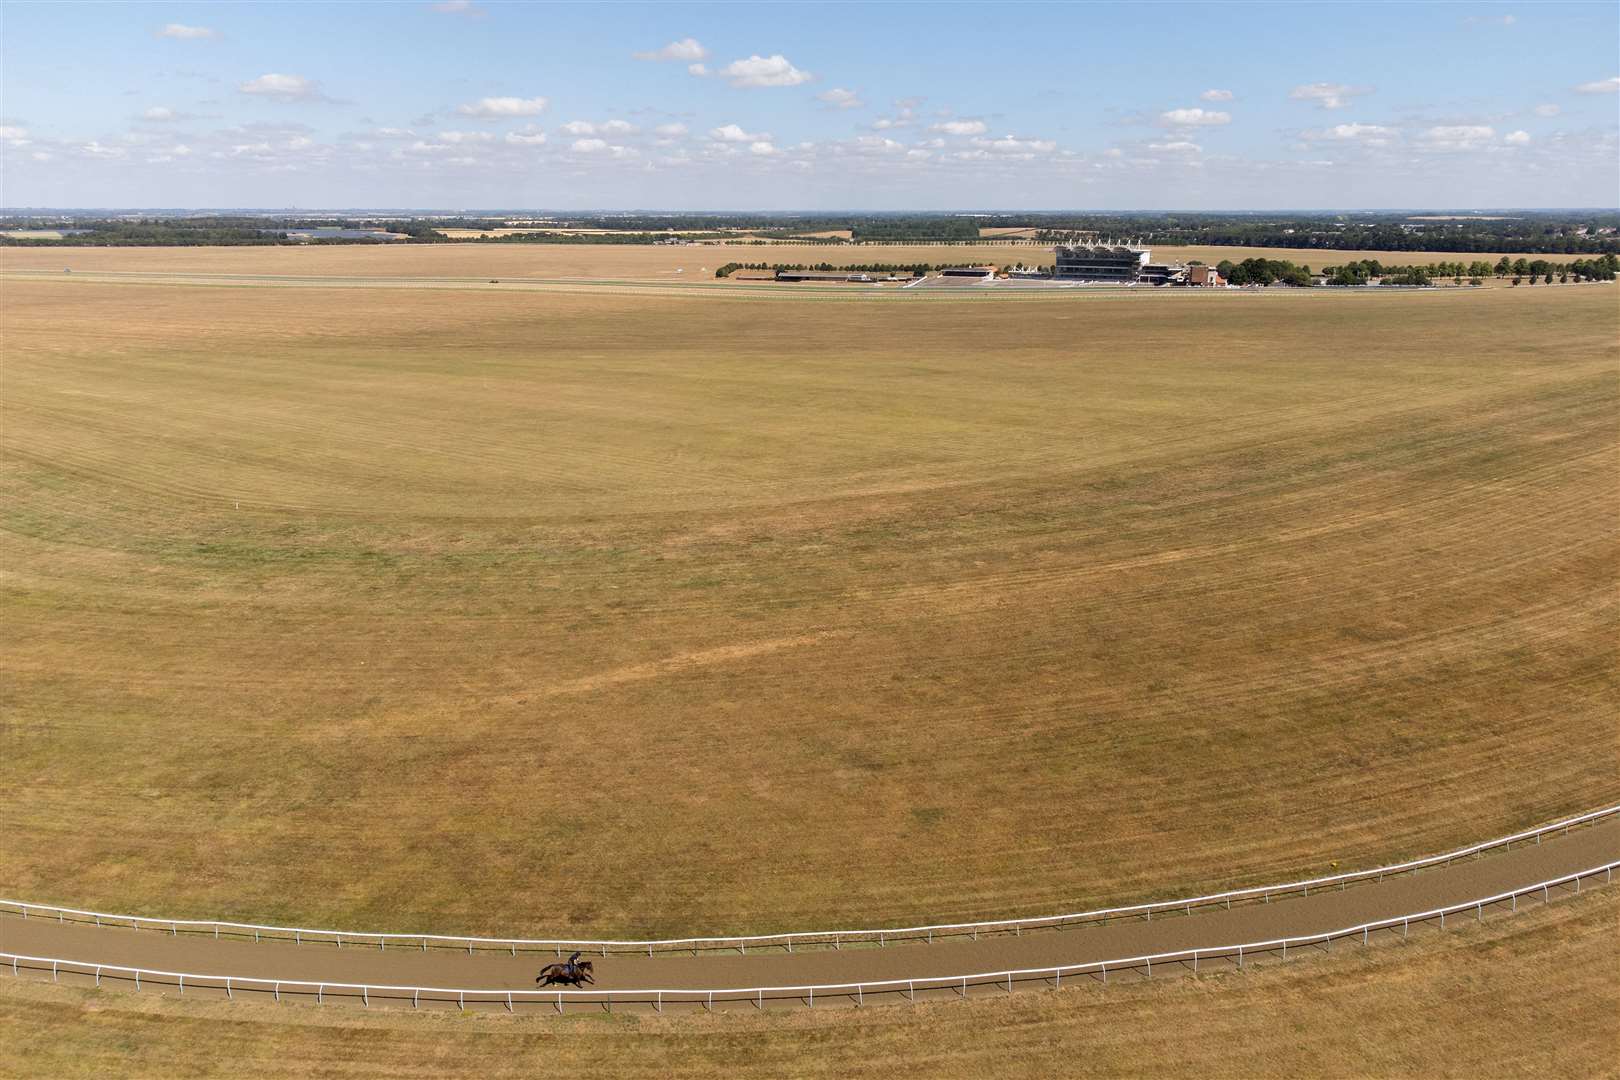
[1214, 257, 1314, 286]
[715, 261, 964, 278]
[1320, 254, 1617, 286]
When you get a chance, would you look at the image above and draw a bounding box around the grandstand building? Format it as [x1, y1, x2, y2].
[1053, 244, 1152, 282]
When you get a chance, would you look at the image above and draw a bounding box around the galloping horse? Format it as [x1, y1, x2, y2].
[536, 956, 595, 987]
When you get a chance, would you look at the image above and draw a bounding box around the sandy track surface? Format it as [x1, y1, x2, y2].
[3, 818, 1614, 1007]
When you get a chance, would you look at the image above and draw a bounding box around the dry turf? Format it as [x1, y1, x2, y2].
[1, 260, 1617, 941]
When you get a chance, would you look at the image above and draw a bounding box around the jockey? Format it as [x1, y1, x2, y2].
[564, 950, 583, 978]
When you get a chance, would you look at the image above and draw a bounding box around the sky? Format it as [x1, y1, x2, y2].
[1, 1, 1617, 211]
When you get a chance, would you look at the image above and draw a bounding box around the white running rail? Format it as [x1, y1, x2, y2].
[3, 805, 1614, 956]
[3, 863, 1612, 1012]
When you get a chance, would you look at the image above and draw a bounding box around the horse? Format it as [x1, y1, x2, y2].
[535, 959, 595, 987]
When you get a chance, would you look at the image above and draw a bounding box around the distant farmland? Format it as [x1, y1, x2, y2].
[2, 241, 1598, 283]
[1, 262, 1615, 939]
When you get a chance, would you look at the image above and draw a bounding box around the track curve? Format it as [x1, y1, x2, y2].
[3, 816, 1615, 1010]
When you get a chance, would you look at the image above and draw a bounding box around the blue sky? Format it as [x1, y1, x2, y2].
[2, 1, 1617, 209]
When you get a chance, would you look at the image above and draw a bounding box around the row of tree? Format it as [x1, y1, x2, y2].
[714, 261, 946, 278]
[1213, 257, 1314, 287]
[1320, 254, 1619, 286]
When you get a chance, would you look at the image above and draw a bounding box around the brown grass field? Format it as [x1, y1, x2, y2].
[1, 251, 1616, 944]
[1, 885, 1613, 1078]
[1, 241, 1591, 283]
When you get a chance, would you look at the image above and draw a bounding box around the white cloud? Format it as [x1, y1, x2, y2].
[1290, 82, 1373, 109]
[932, 119, 987, 136]
[1574, 76, 1620, 94]
[143, 106, 177, 121]
[748, 141, 779, 156]
[505, 127, 547, 145]
[654, 122, 688, 137]
[560, 119, 638, 136]
[0, 125, 28, 140]
[635, 37, 708, 62]
[1102, 147, 1123, 158]
[717, 54, 812, 88]
[709, 123, 769, 143]
[431, 1, 485, 15]
[974, 134, 1057, 154]
[1147, 140, 1202, 153]
[1533, 103, 1561, 117]
[1314, 122, 1394, 144]
[436, 130, 496, 144]
[818, 87, 863, 109]
[79, 140, 127, 158]
[1160, 107, 1230, 127]
[568, 138, 637, 158]
[158, 23, 216, 40]
[1200, 89, 1234, 102]
[239, 74, 331, 103]
[687, 63, 708, 77]
[457, 96, 548, 118]
[374, 127, 417, 139]
[1503, 129, 1531, 145]
[1423, 124, 1495, 149]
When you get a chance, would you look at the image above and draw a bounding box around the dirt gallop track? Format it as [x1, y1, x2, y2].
[4, 818, 1615, 1011]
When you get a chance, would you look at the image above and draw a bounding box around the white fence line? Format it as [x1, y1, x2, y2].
[4, 862, 1613, 1011]
[3, 804, 1614, 956]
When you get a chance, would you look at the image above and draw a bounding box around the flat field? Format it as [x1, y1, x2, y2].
[1, 259, 1616, 939]
[0, 241, 1590, 283]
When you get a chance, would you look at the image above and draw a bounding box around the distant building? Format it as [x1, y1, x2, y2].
[940, 266, 996, 278]
[1053, 245, 1151, 282]
[1187, 264, 1224, 287]
[1137, 263, 1186, 286]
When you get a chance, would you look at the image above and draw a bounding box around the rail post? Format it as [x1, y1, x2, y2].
[808, 986, 814, 1008]
[180, 975, 184, 994]
[135, 971, 140, 990]
[53, 961, 58, 983]
[275, 982, 281, 1003]
[95, 966, 101, 986]
[1193, 950, 1198, 972]
[506, 992, 512, 1013]
[318, 984, 323, 1005]
[362, 986, 368, 1008]
[1238, 946, 1243, 969]
[1101, 963, 1107, 985]
[857, 985, 863, 1007]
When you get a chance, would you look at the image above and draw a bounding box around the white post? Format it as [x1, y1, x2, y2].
[135, 971, 140, 990]
[1193, 951, 1198, 972]
[275, 983, 280, 1003]
[857, 985, 863, 1007]
[318, 984, 323, 1005]
[363, 987, 368, 1007]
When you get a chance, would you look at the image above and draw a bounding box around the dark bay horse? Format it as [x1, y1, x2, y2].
[536, 959, 595, 987]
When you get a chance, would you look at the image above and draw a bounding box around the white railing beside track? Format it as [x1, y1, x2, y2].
[3, 804, 1615, 957]
[4, 863, 1613, 1013]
